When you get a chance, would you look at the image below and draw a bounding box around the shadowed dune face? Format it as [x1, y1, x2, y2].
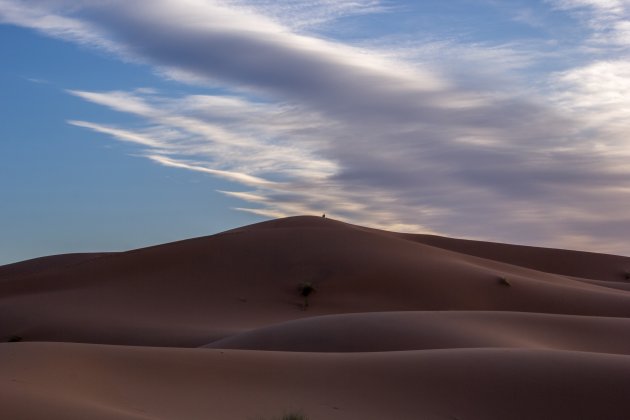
[2, 216, 630, 419]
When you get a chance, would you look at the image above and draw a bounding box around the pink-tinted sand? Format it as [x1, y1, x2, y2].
[2, 216, 630, 419]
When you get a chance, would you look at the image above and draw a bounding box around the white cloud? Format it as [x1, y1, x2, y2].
[552, 60, 630, 141]
[551, 0, 626, 14]
[229, 0, 387, 29]
[147, 155, 279, 187]
[68, 120, 171, 150]
[546, 0, 630, 159]
[68, 89, 338, 179]
[549, 0, 630, 45]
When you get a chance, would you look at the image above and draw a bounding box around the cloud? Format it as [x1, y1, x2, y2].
[228, 0, 387, 30]
[551, 60, 630, 144]
[67, 89, 337, 179]
[147, 155, 279, 187]
[548, 0, 630, 46]
[2, 0, 630, 255]
[68, 120, 171, 149]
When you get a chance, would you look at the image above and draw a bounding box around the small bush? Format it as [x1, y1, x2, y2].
[498, 276, 511, 287]
[297, 281, 316, 309]
[280, 414, 309, 420]
[7, 335, 23, 342]
[256, 411, 309, 420]
[298, 281, 316, 297]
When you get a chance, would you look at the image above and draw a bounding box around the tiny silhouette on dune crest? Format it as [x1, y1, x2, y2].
[2, 215, 630, 420]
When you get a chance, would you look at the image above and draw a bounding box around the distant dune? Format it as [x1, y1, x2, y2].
[2, 216, 630, 419]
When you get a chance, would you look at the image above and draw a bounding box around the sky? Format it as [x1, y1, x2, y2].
[1, 0, 630, 264]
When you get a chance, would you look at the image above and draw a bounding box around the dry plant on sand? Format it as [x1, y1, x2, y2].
[498, 276, 512, 287]
[297, 281, 316, 309]
[278, 414, 309, 420]
[257, 411, 309, 420]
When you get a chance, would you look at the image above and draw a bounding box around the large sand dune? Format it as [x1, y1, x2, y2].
[2, 216, 630, 419]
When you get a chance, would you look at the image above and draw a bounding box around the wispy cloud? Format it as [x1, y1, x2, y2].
[67, 89, 337, 179]
[1, 0, 630, 255]
[147, 155, 279, 187]
[549, 0, 630, 46]
[229, 0, 387, 30]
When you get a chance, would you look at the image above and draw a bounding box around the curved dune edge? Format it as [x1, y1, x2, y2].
[2, 342, 630, 420]
[0, 253, 110, 281]
[204, 310, 630, 354]
[401, 232, 630, 282]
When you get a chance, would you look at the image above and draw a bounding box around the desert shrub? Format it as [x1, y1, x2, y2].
[297, 281, 316, 309]
[279, 414, 309, 420]
[498, 276, 511, 287]
[256, 411, 309, 420]
[7, 335, 23, 342]
[298, 281, 316, 297]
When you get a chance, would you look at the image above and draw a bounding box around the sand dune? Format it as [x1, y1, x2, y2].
[3, 216, 630, 346]
[2, 216, 630, 419]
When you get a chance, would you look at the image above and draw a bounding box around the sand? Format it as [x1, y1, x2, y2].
[1, 215, 630, 419]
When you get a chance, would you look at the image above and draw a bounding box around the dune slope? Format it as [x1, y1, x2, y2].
[2, 216, 630, 346]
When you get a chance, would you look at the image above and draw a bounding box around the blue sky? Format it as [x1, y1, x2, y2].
[1, 0, 629, 264]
